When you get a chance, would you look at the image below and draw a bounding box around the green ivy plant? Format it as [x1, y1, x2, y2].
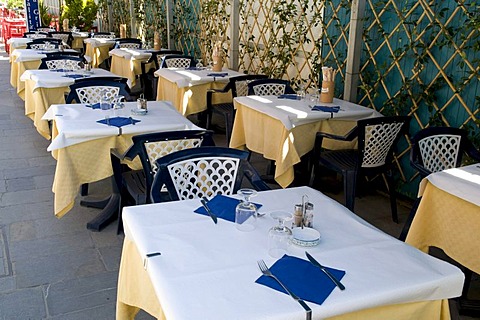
[61, 0, 98, 31]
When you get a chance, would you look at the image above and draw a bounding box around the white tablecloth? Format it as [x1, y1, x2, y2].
[44, 101, 200, 151]
[10, 48, 78, 62]
[109, 48, 152, 61]
[235, 96, 382, 130]
[20, 68, 115, 90]
[83, 37, 116, 47]
[154, 68, 242, 88]
[419, 163, 480, 206]
[122, 186, 464, 320]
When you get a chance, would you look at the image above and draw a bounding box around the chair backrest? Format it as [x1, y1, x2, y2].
[356, 116, 410, 171]
[151, 50, 183, 69]
[124, 130, 215, 199]
[228, 74, 270, 97]
[247, 78, 296, 96]
[26, 37, 61, 49]
[66, 78, 131, 104]
[37, 27, 54, 33]
[410, 127, 478, 177]
[150, 146, 270, 202]
[91, 32, 115, 39]
[114, 38, 142, 49]
[39, 55, 85, 70]
[45, 51, 84, 59]
[23, 31, 48, 38]
[160, 54, 196, 69]
[47, 31, 73, 46]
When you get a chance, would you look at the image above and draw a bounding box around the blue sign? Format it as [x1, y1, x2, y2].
[24, 0, 41, 31]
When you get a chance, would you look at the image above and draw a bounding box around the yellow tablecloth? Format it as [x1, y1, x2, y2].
[24, 80, 67, 139]
[230, 103, 359, 188]
[406, 181, 480, 273]
[10, 59, 40, 100]
[110, 55, 154, 88]
[85, 43, 112, 68]
[51, 133, 140, 218]
[156, 76, 231, 116]
[117, 238, 450, 320]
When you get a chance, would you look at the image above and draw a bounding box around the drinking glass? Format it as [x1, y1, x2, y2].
[268, 211, 293, 258]
[112, 95, 125, 117]
[235, 188, 257, 232]
[297, 83, 306, 100]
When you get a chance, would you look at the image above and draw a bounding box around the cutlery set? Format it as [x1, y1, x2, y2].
[258, 252, 345, 319]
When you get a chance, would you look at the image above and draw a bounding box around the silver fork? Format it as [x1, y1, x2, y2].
[257, 260, 312, 320]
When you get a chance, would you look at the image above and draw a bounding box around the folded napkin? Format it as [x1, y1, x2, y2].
[256, 255, 345, 305]
[97, 116, 140, 127]
[194, 194, 262, 222]
[207, 72, 228, 77]
[312, 105, 340, 113]
[62, 74, 85, 79]
[50, 69, 66, 72]
[85, 103, 101, 109]
[278, 94, 301, 100]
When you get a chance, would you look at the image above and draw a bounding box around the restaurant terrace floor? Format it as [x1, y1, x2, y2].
[0, 41, 479, 319]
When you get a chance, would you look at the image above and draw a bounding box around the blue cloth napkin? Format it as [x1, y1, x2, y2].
[96, 116, 140, 127]
[312, 105, 340, 113]
[85, 103, 101, 109]
[278, 94, 301, 100]
[207, 72, 228, 77]
[62, 74, 85, 79]
[50, 69, 66, 72]
[256, 255, 346, 305]
[194, 194, 262, 222]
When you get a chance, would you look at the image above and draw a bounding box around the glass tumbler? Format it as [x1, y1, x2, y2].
[235, 189, 257, 232]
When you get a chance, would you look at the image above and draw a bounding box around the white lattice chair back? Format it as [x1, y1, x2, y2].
[37, 27, 53, 32]
[167, 157, 241, 200]
[118, 42, 141, 49]
[235, 81, 251, 97]
[93, 34, 115, 39]
[45, 59, 82, 70]
[362, 122, 404, 168]
[26, 33, 47, 39]
[51, 34, 69, 44]
[29, 43, 45, 49]
[164, 58, 192, 68]
[145, 138, 203, 174]
[418, 134, 461, 173]
[75, 86, 120, 104]
[252, 83, 286, 96]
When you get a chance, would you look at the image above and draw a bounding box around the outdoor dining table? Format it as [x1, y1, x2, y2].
[117, 186, 464, 320]
[406, 163, 480, 273]
[154, 67, 243, 116]
[42, 101, 201, 222]
[109, 48, 155, 88]
[7, 32, 89, 51]
[20, 68, 119, 139]
[230, 96, 382, 188]
[9, 48, 79, 99]
[84, 37, 116, 68]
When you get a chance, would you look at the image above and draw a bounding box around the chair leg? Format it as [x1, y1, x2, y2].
[80, 183, 88, 196]
[386, 172, 398, 223]
[398, 197, 421, 241]
[344, 171, 356, 212]
[225, 111, 233, 145]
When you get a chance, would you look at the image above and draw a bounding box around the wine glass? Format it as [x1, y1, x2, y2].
[235, 188, 257, 232]
[112, 95, 125, 117]
[297, 83, 306, 100]
[268, 211, 293, 258]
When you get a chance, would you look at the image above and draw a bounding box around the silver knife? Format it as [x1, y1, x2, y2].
[200, 197, 218, 224]
[305, 251, 345, 290]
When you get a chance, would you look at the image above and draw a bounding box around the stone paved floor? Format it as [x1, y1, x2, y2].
[0, 43, 478, 319]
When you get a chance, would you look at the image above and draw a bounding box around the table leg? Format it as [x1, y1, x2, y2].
[83, 193, 120, 231]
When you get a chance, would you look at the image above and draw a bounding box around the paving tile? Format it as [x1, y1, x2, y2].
[48, 302, 116, 320]
[0, 158, 29, 170]
[33, 174, 54, 189]
[0, 187, 53, 207]
[45, 271, 118, 316]
[98, 245, 122, 272]
[0, 276, 16, 293]
[6, 177, 36, 192]
[4, 165, 56, 179]
[13, 248, 106, 288]
[0, 286, 47, 319]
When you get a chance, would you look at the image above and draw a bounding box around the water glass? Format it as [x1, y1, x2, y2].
[235, 189, 257, 232]
[268, 211, 293, 258]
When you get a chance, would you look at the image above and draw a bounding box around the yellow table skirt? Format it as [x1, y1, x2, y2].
[110, 55, 154, 88]
[406, 182, 480, 273]
[52, 134, 141, 218]
[116, 238, 451, 320]
[156, 77, 231, 116]
[85, 44, 111, 68]
[230, 104, 358, 188]
[10, 60, 41, 100]
[24, 79, 67, 139]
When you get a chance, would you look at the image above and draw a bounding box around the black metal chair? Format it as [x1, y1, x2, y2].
[150, 146, 271, 203]
[25, 38, 62, 49]
[44, 51, 84, 58]
[159, 54, 196, 69]
[39, 55, 85, 70]
[47, 31, 74, 47]
[140, 49, 183, 100]
[23, 31, 48, 38]
[309, 116, 411, 223]
[65, 78, 131, 104]
[111, 129, 215, 233]
[205, 74, 269, 144]
[114, 38, 142, 49]
[247, 78, 296, 96]
[399, 126, 480, 240]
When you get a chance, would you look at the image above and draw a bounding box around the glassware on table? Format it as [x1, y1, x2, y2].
[99, 90, 112, 122]
[297, 83, 306, 100]
[112, 95, 125, 117]
[268, 211, 293, 258]
[235, 188, 258, 232]
[308, 88, 321, 108]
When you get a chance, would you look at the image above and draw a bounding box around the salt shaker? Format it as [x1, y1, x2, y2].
[293, 204, 303, 228]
